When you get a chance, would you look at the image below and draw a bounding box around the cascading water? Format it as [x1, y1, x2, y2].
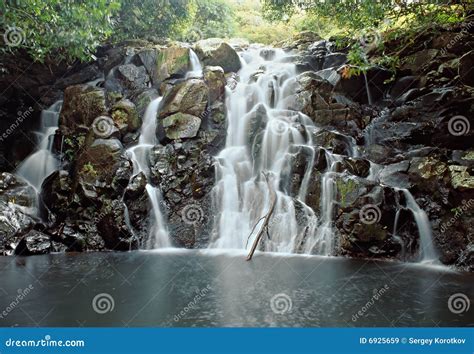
[16, 101, 62, 191]
[397, 188, 438, 263]
[186, 49, 203, 79]
[210, 48, 325, 254]
[210, 46, 439, 263]
[127, 97, 171, 248]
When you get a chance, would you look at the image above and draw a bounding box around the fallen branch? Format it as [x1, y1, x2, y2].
[246, 172, 277, 261]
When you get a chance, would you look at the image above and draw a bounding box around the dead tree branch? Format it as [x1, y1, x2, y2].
[246, 172, 277, 261]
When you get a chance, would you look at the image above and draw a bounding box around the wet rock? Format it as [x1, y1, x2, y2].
[159, 113, 202, 140]
[203, 66, 226, 101]
[389, 76, 419, 99]
[97, 199, 138, 251]
[52, 221, 105, 252]
[459, 50, 474, 87]
[0, 201, 35, 255]
[342, 158, 371, 178]
[111, 99, 140, 133]
[335, 66, 391, 104]
[322, 53, 347, 69]
[155, 45, 190, 83]
[41, 170, 73, 216]
[59, 84, 107, 134]
[132, 89, 159, 118]
[124, 172, 147, 199]
[400, 49, 439, 74]
[0, 173, 37, 210]
[75, 139, 132, 201]
[195, 39, 241, 73]
[15, 230, 51, 255]
[313, 130, 352, 155]
[159, 79, 208, 119]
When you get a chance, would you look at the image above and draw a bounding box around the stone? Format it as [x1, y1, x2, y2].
[75, 139, 132, 201]
[59, 84, 107, 134]
[0, 173, 37, 210]
[155, 45, 190, 84]
[195, 39, 241, 73]
[159, 79, 208, 119]
[0, 201, 35, 255]
[111, 99, 141, 132]
[15, 230, 51, 255]
[203, 66, 226, 101]
[159, 113, 202, 140]
[459, 50, 474, 87]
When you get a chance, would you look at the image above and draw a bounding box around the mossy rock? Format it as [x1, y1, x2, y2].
[59, 84, 107, 134]
[155, 45, 190, 84]
[195, 39, 241, 73]
[111, 99, 140, 132]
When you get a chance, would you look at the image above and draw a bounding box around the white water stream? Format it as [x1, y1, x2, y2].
[16, 101, 62, 191]
[127, 97, 171, 248]
[210, 48, 338, 254]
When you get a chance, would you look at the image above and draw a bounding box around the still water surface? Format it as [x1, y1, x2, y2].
[0, 250, 472, 327]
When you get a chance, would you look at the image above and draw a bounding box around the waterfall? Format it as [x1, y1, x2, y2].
[186, 49, 203, 79]
[16, 100, 62, 191]
[127, 97, 171, 248]
[397, 188, 438, 263]
[209, 48, 321, 253]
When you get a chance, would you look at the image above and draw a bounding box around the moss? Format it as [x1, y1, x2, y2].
[81, 162, 98, 177]
[111, 109, 128, 125]
[462, 151, 474, 161]
[336, 178, 358, 207]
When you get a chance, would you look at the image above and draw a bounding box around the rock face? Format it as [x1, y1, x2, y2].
[195, 39, 241, 73]
[59, 85, 107, 134]
[155, 45, 191, 83]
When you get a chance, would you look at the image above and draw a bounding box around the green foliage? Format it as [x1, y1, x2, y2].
[81, 162, 98, 177]
[182, 0, 235, 40]
[113, 0, 196, 41]
[1, 0, 120, 62]
[231, 0, 295, 44]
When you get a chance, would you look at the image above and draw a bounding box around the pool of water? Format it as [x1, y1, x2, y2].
[0, 250, 472, 327]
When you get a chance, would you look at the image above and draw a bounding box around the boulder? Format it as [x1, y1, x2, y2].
[203, 66, 226, 101]
[159, 113, 202, 140]
[459, 50, 474, 87]
[97, 199, 138, 251]
[400, 49, 439, 74]
[0, 172, 37, 210]
[195, 39, 241, 73]
[159, 79, 208, 119]
[0, 201, 35, 255]
[75, 139, 132, 201]
[59, 84, 107, 134]
[104, 63, 150, 98]
[111, 99, 141, 132]
[155, 45, 191, 84]
[15, 230, 51, 255]
[41, 170, 73, 215]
